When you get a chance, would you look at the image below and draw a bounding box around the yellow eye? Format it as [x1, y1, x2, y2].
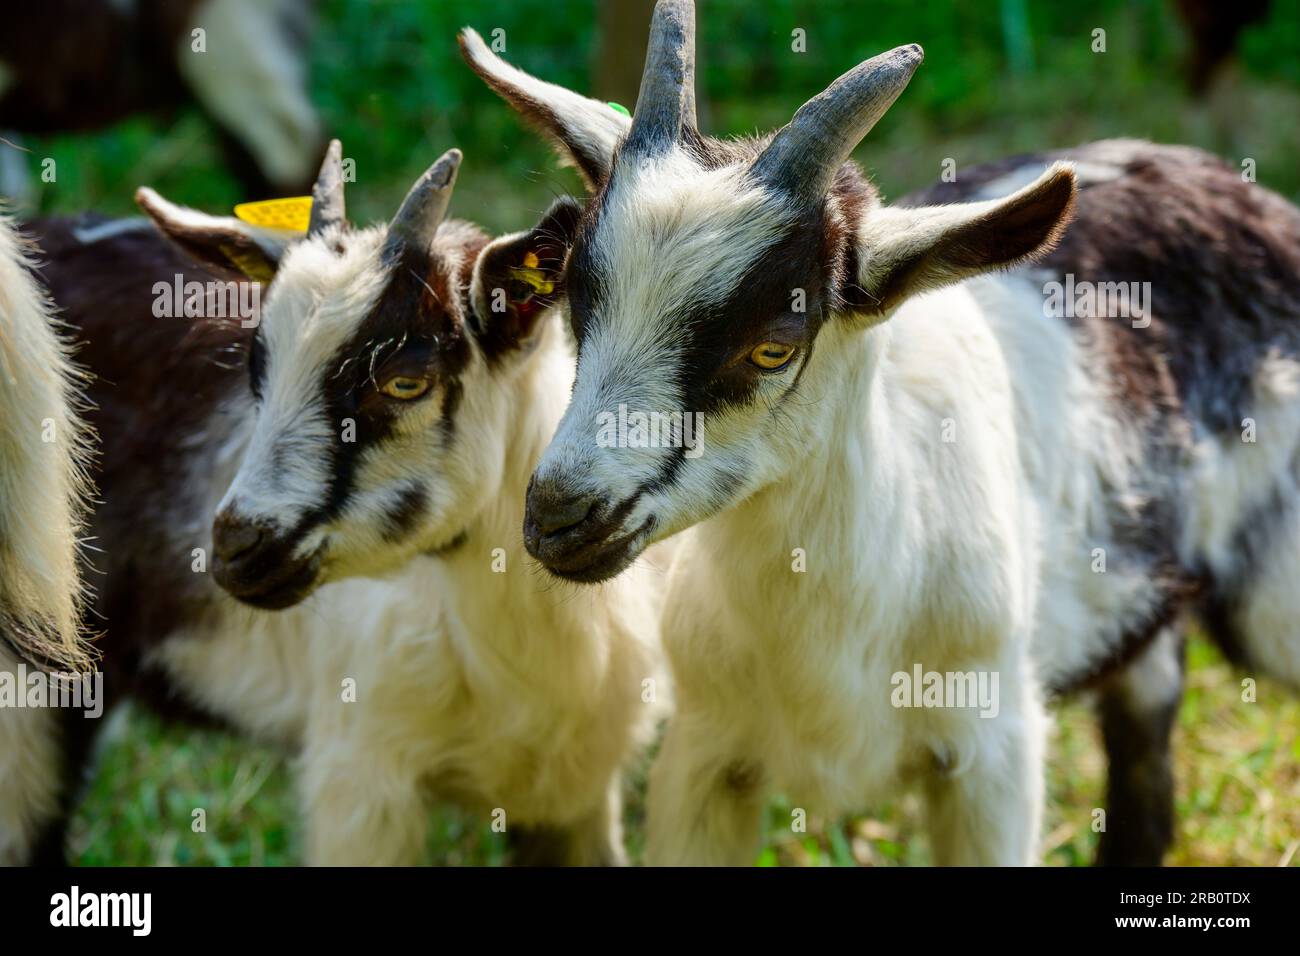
[380, 376, 430, 400]
[748, 342, 797, 371]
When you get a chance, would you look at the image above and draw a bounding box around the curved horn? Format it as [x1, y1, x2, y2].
[751, 44, 923, 202]
[307, 139, 346, 236]
[382, 149, 462, 265]
[624, 0, 697, 156]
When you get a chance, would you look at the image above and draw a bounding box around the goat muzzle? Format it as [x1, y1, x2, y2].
[523, 479, 651, 583]
[211, 511, 324, 610]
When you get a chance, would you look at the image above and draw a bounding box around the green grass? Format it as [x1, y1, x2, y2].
[69, 636, 1300, 866]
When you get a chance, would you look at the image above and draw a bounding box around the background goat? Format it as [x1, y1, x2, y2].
[462, 0, 1300, 865]
[0, 0, 322, 202]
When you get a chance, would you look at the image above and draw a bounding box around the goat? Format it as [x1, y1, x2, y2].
[5, 145, 661, 865]
[461, 0, 1300, 865]
[0, 0, 322, 200]
[0, 215, 94, 865]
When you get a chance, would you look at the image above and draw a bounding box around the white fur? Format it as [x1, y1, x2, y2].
[1107, 628, 1184, 720]
[1185, 351, 1300, 685]
[971, 272, 1174, 689]
[0, 647, 62, 865]
[0, 217, 93, 863]
[644, 284, 1049, 864]
[0, 216, 92, 671]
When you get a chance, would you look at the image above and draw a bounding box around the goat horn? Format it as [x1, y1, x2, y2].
[750, 44, 923, 202]
[382, 149, 462, 265]
[307, 139, 346, 237]
[624, 0, 697, 156]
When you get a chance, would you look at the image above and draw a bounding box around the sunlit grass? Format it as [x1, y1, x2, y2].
[68, 636, 1298, 866]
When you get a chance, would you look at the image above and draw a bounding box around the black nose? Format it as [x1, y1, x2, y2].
[527, 478, 599, 536]
[523, 476, 648, 582]
[212, 511, 267, 564]
[211, 510, 324, 610]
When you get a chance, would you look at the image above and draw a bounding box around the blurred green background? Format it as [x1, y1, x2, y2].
[20, 0, 1300, 233]
[11, 0, 1297, 864]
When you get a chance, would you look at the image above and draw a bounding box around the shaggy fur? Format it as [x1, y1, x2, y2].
[0, 217, 94, 866]
[0, 216, 92, 674]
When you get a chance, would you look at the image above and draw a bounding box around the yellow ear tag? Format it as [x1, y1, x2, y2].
[508, 250, 555, 296]
[220, 244, 277, 283]
[233, 196, 313, 233]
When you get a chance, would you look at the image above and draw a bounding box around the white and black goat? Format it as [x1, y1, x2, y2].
[462, 0, 1300, 865]
[0, 217, 94, 864]
[4, 145, 661, 865]
[0, 0, 322, 199]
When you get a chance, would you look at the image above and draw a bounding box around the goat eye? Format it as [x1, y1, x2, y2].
[748, 342, 797, 371]
[380, 376, 431, 400]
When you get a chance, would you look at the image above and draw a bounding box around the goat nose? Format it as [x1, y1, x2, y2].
[213, 513, 266, 563]
[527, 478, 598, 536]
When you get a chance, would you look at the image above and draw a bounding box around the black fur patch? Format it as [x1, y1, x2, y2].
[1095, 635, 1185, 866]
[380, 484, 429, 542]
[307, 225, 486, 528]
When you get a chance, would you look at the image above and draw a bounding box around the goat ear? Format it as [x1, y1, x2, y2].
[847, 163, 1077, 319]
[470, 197, 583, 361]
[135, 187, 295, 282]
[459, 28, 629, 191]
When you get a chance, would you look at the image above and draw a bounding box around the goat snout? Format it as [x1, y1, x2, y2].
[527, 479, 600, 536]
[212, 513, 266, 564]
[211, 510, 324, 610]
[523, 476, 651, 583]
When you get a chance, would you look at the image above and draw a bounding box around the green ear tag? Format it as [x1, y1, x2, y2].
[607, 101, 631, 117]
